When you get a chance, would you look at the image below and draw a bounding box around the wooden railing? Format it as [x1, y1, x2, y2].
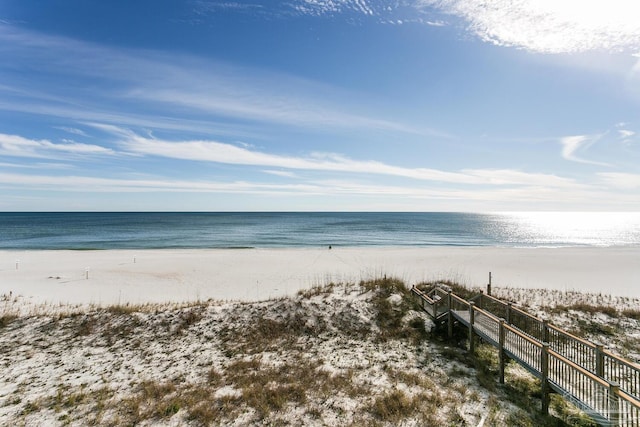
[477, 293, 640, 402]
[411, 285, 640, 426]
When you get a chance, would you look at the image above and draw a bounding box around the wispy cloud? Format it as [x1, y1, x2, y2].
[419, 0, 640, 54]
[131, 87, 424, 134]
[0, 133, 114, 159]
[559, 135, 610, 166]
[461, 169, 582, 188]
[105, 126, 472, 182]
[0, 162, 74, 170]
[263, 170, 299, 178]
[55, 127, 89, 137]
[90, 125, 585, 189]
[192, 0, 442, 26]
[0, 171, 321, 195]
[426, 20, 447, 27]
[618, 129, 636, 140]
[0, 171, 632, 211]
[193, 1, 265, 13]
[0, 23, 438, 137]
[293, 0, 375, 16]
[598, 173, 640, 190]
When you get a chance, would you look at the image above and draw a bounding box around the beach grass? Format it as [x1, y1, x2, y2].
[1, 279, 639, 426]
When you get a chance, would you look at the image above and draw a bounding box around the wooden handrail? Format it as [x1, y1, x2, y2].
[503, 322, 543, 348]
[509, 304, 542, 322]
[619, 390, 640, 410]
[474, 306, 502, 323]
[411, 287, 436, 304]
[481, 293, 510, 306]
[548, 348, 611, 388]
[547, 323, 597, 349]
[603, 348, 640, 370]
[450, 293, 469, 307]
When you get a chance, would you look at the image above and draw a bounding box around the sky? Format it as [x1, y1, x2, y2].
[0, 0, 639, 212]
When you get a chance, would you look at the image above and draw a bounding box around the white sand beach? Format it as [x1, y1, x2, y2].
[1, 246, 639, 305]
[1, 249, 639, 426]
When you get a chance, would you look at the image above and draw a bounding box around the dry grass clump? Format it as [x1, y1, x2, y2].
[621, 308, 640, 320]
[363, 277, 431, 343]
[1, 293, 20, 329]
[218, 301, 333, 355]
[0, 313, 18, 329]
[550, 303, 619, 318]
[415, 280, 483, 301]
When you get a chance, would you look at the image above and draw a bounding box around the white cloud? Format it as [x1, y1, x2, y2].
[117, 131, 473, 181]
[0, 172, 319, 195]
[618, 129, 635, 139]
[420, 0, 640, 54]
[0, 133, 114, 159]
[559, 135, 610, 166]
[55, 126, 89, 137]
[293, 0, 374, 17]
[263, 170, 299, 178]
[92, 125, 585, 189]
[1, 171, 634, 211]
[462, 169, 583, 188]
[598, 173, 640, 189]
[193, 2, 265, 13]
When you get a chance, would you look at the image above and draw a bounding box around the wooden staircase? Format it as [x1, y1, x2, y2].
[412, 285, 640, 427]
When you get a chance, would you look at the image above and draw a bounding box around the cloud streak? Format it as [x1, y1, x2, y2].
[0, 23, 438, 137]
[0, 133, 114, 159]
[559, 135, 610, 167]
[598, 173, 640, 190]
[90, 125, 585, 189]
[1, 171, 634, 211]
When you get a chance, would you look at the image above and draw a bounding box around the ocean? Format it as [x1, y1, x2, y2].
[1, 212, 639, 250]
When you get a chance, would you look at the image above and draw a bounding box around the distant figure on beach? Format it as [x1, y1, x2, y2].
[329, 245, 332, 250]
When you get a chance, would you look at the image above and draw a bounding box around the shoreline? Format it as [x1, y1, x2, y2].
[1, 246, 639, 305]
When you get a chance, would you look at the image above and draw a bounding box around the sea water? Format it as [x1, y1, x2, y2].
[0, 212, 639, 250]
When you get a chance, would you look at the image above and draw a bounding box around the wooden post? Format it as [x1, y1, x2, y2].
[499, 319, 506, 384]
[609, 382, 620, 426]
[506, 303, 512, 324]
[595, 344, 605, 378]
[447, 291, 453, 339]
[487, 272, 492, 296]
[469, 302, 476, 353]
[543, 320, 549, 344]
[432, 296, 438, 319]
[541, 343, 550, 415]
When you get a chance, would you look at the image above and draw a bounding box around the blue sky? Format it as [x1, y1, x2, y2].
[0, 0, 639, 211]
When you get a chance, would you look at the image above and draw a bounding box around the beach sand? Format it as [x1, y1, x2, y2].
[1, 246, 639, 305]
[1, 249, 639, 425]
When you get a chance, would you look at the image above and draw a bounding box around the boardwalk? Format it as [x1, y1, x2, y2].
[412, 285, 640, 427]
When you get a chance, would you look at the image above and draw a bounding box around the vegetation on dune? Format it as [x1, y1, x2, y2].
[2, 279, 638, 426]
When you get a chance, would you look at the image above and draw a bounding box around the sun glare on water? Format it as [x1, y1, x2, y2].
[497, 212, 640, 247]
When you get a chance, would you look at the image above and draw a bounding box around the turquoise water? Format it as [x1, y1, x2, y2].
[0, 212, 639, 249]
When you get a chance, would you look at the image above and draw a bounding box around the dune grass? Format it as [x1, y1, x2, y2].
[3, 278, 638, 426]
